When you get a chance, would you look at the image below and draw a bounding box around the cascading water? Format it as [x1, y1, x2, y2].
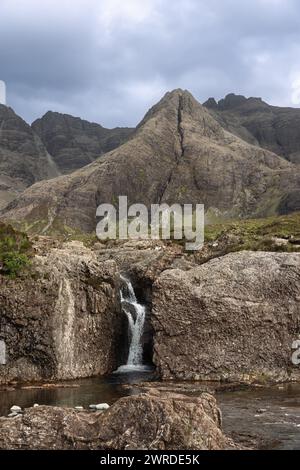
[115, 275, 151, 373]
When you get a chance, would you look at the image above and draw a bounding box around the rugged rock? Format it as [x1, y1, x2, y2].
[95, 239, 195, 363]
[0, 240, 124, 384]
[0, 390, 234, 450]
[32, 111, 133, 174]
[2, 89, 300, 232]
[0, 105, 59, 209]
[152, 251, 300, 383]
[204, 93, 300, 165]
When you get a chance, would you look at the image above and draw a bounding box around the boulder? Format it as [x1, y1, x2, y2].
[152, 251, 300, 383]
[0, 390, 234, 450]
[0, 240, 125, 384]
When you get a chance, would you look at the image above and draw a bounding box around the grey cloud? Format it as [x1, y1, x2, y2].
[0, 0, 300, 127]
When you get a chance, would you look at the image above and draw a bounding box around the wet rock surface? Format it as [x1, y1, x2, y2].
[0, 390, 234, 450]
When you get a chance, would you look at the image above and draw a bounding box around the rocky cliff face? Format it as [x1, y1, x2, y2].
[0, 105, 59, 210]
[0, 240, 124, 384]
[152, 251, 300, 383]
[32, 111, 133, 174]
[204, 93, 300, 165]
[0, 390, 234, 450]
[2, 89, 300, 232]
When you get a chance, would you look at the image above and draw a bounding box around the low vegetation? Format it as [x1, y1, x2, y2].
[0, 222, 32, 277]
[204, 212, 300, 253]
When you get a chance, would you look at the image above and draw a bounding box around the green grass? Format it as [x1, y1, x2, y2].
[0, 222, 32, 277]
[204, 212, 300, 253]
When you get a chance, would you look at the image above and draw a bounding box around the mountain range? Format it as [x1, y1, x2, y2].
[204, 93, 300, 164]
[32, 112, 133, 174]
[0, 89, 299, 233]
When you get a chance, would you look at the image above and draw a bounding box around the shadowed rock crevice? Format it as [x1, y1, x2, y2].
[119, 274, 154, 367]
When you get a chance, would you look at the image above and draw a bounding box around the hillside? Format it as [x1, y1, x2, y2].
[2, 89, 299, 234]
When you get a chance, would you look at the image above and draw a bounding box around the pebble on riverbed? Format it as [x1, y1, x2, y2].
[256, 408, 268, 414]
[10, 405, 22, 413]
[89, 403, 110, 410]
[95, 403, 110, 410]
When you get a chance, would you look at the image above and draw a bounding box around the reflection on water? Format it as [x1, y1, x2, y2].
[0, 368, 155, 417]
[1, 375, 300, 450]
[218, 383, 300, 450]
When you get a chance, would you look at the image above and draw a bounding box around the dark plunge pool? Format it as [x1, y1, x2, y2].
[0, 368, 156, 416]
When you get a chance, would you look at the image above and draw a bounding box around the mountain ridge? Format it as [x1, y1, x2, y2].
[203, 93, 300, 164]
[0, 104, 60, 210]
[32, 111, 133, 174]
[2, 89, 299, 234]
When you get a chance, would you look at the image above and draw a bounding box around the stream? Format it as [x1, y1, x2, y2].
[1, 277, 300, 449]
[1, 377, 300, 450]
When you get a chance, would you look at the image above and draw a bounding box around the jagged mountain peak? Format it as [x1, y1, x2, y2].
[2, 88, 299, 233]
[204, 93, 268, 111]
[31, 111, 133, 174]
[203, 92, 300, 164]
[33, 110, 105, 129]
[137, 88, 223, 142]
[0, 104, 60, 209]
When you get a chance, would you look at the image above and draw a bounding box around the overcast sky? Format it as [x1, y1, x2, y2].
[1, 0, 300, 127]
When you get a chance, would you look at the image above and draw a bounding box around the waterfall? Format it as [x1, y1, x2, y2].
[115, 275, 150, 373]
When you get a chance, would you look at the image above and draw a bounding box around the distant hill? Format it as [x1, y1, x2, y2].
[0, 104, 59, 210]
[2, 89, 299, 234]
[203, 93, 300, 165]
[32, 112, 133, 174]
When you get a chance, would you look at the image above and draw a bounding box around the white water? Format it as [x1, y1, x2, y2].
[115, 276, 151, 373]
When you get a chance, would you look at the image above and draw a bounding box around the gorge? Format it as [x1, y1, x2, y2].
[0, 89, 299, 451]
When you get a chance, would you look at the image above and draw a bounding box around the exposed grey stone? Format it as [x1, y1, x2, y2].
[152, 251, 300, 383]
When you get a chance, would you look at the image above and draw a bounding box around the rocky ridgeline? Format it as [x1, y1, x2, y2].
[0, 105, 132, 211]
[204, 93, 300, 165]
[2, 89, 300, 232]
[0, 105, 59, 210]
[32, 111, 133, 174]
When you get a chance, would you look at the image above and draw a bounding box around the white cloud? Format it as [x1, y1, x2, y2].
[291, 74, 300, 105]
[99, 0, 160, 27]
